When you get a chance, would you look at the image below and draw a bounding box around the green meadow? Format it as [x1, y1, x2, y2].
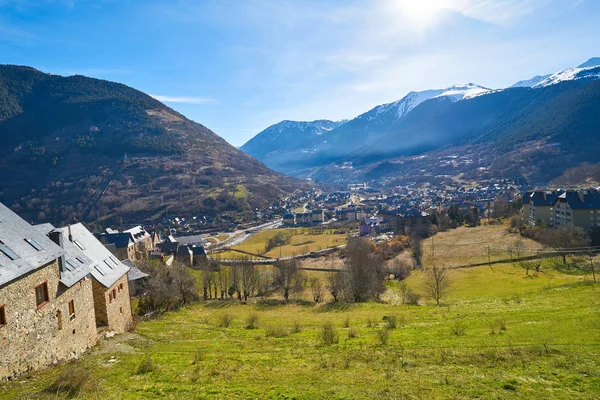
[2, 262, 599, 399]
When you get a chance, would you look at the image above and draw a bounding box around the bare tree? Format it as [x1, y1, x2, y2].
[309, 277, 324, 303]
[239, 264, 258, 301]
[541, 226, 590, 265]
[423, 266, 451, 305]
[388, 257, 411, 280]
[274, 259, 303, 301]
[518, 260, 541, 277]
[327, 272, 345, 302]
[344, 237, 385, 302]
[410, 235, 423, 268]
[216, 265, 231, 300]
[170, 262, 198, 305]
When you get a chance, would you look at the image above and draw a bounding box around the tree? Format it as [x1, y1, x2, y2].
[518, 260, 541, 277]
[388, 257, 410, 280]
[410, 235, 423, 268]
[541, 226, 590, 265]
[274, 259, 304, 301]
[170, 262, 198, 305]
[423, 266, 451, 305]
[344, 237, 385, 302]
[239, 264, 258, 301]
[309, 277, 324, 303]
[327, 272, 345, 302]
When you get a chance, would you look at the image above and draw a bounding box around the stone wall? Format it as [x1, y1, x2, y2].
[105, 274, 133, 333]
[92, 273, 132, 333]
[0, 261, 97, 380]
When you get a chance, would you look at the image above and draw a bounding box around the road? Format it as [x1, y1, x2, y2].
[176, 219, 283, 250]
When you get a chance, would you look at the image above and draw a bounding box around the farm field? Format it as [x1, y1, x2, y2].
[421, 224, 548, 268]
[214, 228, 347, 260]
[2, 263, 599, 399]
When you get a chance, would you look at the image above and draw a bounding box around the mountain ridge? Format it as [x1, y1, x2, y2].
[0, 65, 303, 227]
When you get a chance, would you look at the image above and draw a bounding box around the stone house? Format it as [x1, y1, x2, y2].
[60, 224, 132, 333]
[98, 226, 152, 261]
[0, 205, 97, 380]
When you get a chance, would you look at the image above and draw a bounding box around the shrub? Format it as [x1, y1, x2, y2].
[292, 320, 302, 333]
[489, 319, 507, 334]
[136, 356, 155, 374]
[321, 321, 339, 346]
[219, 313, 234, 328]
[343, 317, 350, 328]
[265, 326, 289, 338]
[45, 365, 91, 397]
[405, 291, 421, 305]
[385, 315, 398, 329]
[450, 320, 467, 336]
[192, 348, 204, 365]
[348, 327, 359, 338]
[378, 327, 390, 346]
[245, 313, 259, 330]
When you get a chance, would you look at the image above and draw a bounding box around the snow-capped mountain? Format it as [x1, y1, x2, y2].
[432, 83, 491, 101]
[533, 64, 600, 88]
[241, 57, 600, 178]
[510, 75, 552, 88]
[240, 119, 346, 172]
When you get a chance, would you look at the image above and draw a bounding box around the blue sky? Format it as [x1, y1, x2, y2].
[1, 0, 599, 146]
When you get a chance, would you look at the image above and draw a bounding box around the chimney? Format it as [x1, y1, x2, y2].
[68, 225, 73, 243]
[578, 190, 585, 203]
[48, 230, 66, 274]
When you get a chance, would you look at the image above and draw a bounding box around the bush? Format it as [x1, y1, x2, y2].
[219, 313, 234, 328]
[489, 319, 507, 334]
[343, 317, 350, 328]
[405, 291, 421, 305]
[378, 327, 390, 346]
[45, 365, 91, 397]
[450, 320, 467, 336]
[265, 326, 289, 338]
[192, 348, 204, 364]
[136, 356, 155, 374]
[246, 313, 259, 330]
[321, 321, 339, 346]
[385, 315, 398, 329]
[292, 321, 302, 333]
[348, 327, 359, 338]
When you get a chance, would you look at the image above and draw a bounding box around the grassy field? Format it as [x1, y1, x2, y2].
[216, 228, 347, 259]
[3, 262, 599, 400]
[421, 224, 547, 268]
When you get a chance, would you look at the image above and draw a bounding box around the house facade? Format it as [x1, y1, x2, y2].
[0, 205, 97, 380]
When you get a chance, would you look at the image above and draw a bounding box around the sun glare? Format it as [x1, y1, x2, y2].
[389, 0, 458, 28]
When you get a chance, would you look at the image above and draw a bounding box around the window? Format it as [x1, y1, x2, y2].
[112, 288, 117, 300]
[104, 260, 114, 270]
[68, 300, 75, 321]
[118, 283, 124, 292]
[24, 238, 43, 251]
[56, 310, 62, 330]
[109, 292, 113, 303]
[73, 240, 85, 251]
[76, 256, 85, 264]
[35, 282, 49, 309]
[65, 260, 78, 271]
[0, 305, 6, 327]
[0, 241, 19, 261]
[94, 266, 105, 276]
[110, 256, 119, 265]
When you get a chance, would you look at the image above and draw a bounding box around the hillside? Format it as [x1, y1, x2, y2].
[240, 120, 346, 173]
[0, 65, 302, 226]
[242, 59, 600, 186]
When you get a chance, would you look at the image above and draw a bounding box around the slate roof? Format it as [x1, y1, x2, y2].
[58, 223, 129, 288]
[0, 203, 65, 287]
[100, 232, 133, 248]
[123, 226, 151, 244]
[122, 259, 149, 282]
[33, 224, 92, 288]
[559, 190, 600, 210]
[529, 190, 563, 207]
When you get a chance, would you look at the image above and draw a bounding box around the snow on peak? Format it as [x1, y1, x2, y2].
[510, 75, 551, 88]
[432, 83, 491, 102]
[532, 65, 600, 88]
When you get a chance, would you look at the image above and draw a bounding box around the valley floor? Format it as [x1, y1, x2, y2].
[2, 262, 599, 399]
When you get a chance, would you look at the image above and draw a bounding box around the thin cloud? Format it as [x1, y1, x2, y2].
[150, 95, 218, 105]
